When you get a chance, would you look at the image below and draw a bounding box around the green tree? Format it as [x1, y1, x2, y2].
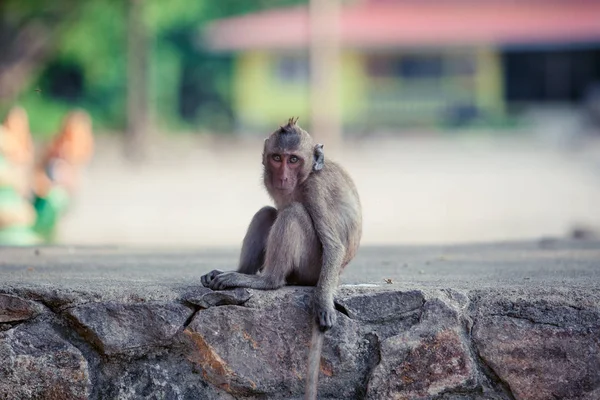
[2, 0, 305, 136]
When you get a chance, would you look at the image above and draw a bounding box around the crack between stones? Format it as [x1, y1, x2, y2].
[33, 298, 115, 363]
[334, 301, 350, 317]
[468, 320, 517, 400]
[0, 321, 22, 330]
[0, 297, 57, 328]
[20, 298, 106, 400]
[360, 332, 382, 398]
[37, 298, 65, 314]
[182, 304, 201, 329]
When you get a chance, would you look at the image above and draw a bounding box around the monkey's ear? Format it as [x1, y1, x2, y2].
[313, 143, 324, 171]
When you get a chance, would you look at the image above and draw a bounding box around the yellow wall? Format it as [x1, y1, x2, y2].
[233, 47, 503, 130]
[475, 46, 504, 114]
[233, 51, 366, 130]
[338, 51, 367, 124]
[234, 51, 309, 129]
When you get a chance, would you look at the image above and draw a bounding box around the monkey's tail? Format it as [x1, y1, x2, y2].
[304, 322, 324, 400]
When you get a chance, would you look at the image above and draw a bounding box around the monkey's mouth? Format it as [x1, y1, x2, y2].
[273, 182, 295, 191]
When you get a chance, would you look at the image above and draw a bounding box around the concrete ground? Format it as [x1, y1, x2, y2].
[56, 132, 600, 248]
[1, 239, 598, 296]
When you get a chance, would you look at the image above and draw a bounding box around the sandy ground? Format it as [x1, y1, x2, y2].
[56, 132, 600, 248]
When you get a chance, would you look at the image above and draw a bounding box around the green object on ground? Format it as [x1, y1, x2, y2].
[33, 187, 71, 242]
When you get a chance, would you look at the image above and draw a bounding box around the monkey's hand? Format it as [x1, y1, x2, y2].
[201, 269, 224, 288]
[315, 300, 337, 332]
[208, 271, 242, 290]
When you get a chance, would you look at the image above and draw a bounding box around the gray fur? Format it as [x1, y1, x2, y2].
[276, 131, 301, 150]
[200, 118, 362, 399]
[201, 119, 362, 322]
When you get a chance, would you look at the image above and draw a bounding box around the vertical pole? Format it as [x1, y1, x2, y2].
[309, 0, 342, 147]
[126, 0, 149, 161]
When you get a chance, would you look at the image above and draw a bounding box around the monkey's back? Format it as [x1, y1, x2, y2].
[303, 160, 362, 268]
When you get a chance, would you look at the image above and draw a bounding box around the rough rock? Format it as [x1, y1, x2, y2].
[11, 286, 104, 311]
[184, 288, 374, 398]
[0, 318, 91, 400]
[336, 288, 424, 323]
[185, 287, 253, 309]
[0, 284, 597, 400]
[96, 355, 235, 400]
[0, 293, 45, 323]
[367, 298, 477, 399]
[65, 301, 194, 356]
[472, 290, 600, 400]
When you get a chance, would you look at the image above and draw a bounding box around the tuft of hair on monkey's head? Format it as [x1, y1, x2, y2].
[280, 116, 300, 132]
[276, 116, 306, 138]
[268, 116, 313, 151]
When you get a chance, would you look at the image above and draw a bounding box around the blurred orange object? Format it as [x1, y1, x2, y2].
[1, 106, 34, 166]
[33, 109, 94, 198]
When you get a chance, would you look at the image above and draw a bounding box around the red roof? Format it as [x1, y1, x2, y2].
[204, 1, 600, 50]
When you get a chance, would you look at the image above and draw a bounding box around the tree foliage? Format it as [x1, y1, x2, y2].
[0, 0, 305, 136]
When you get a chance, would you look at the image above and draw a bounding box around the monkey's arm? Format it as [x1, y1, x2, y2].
[313, 239, 344, 330]
[310, 205, 345, 331]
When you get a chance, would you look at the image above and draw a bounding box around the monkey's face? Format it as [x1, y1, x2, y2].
[266, 151, 307, 191]
[263, 118, 315, 193]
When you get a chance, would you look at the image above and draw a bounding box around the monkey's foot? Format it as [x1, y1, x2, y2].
[201, 269, 224, 287]
[315, 303, 337, 331]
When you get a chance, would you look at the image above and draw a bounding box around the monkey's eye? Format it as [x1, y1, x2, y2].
[289, 155, 299, 164]
[272, 154, 282, 162]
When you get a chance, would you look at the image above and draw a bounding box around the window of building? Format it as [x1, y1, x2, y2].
[367, 53, 445, 79]
[398, 54, 444, 78]
[275, 55, 309, 83]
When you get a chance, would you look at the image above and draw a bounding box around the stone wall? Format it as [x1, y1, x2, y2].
[1, 285, 599, 399]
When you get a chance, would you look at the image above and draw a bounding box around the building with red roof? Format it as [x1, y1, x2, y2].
[203, 0, 600, 132]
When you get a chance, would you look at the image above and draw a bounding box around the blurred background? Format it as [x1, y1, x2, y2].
[1, 0, 599, 248]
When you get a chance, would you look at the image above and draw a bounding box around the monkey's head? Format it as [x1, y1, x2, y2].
[263, 117, 324, 192]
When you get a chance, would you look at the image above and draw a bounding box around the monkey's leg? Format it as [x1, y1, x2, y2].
[208, 203, 320, 290]
[201, 206, 276, 288]
[262, 202, 321, 285]
[238, 206, 277, 274]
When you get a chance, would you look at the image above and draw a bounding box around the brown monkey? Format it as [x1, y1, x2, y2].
[201, 117, 362, 397]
